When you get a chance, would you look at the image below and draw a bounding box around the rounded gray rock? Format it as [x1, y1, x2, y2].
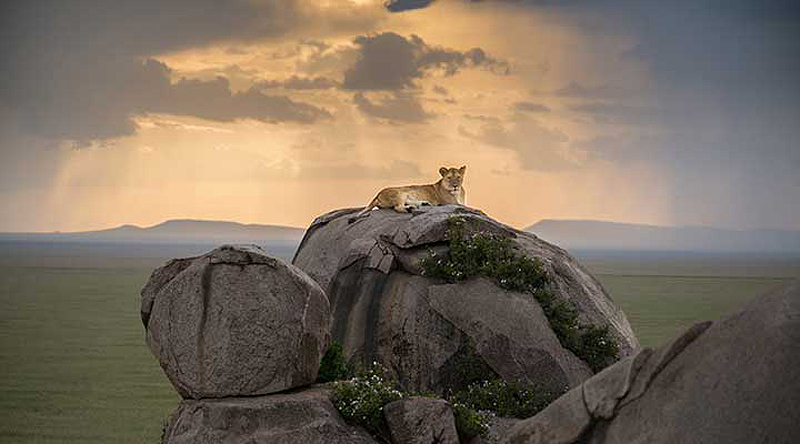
[142, 244, 331, 399]
[292, 206, 638, 394]
[502, 280, 800, 444]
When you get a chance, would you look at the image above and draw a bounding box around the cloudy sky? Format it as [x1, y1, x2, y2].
[1, 0, 798, 232]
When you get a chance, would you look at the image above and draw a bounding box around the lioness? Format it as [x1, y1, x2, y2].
[353, 166, 466, 219]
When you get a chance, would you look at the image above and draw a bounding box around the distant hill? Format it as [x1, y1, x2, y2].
[0, 219, 306, 245]
[525, 219, 800, 252]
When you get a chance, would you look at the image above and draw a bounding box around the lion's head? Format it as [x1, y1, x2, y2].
[439, 165, 466, 192]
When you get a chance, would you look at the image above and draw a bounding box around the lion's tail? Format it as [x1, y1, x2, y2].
[351, 195, 379, 221]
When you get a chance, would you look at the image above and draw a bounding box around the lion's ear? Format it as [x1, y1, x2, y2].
[459, 165, 466, 174]
[439, 167, 448, 177]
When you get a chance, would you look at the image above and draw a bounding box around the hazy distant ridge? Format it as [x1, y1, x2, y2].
[526, 219, 800, 252]
[5, 218, 799, 252]
[0, 219, 305, 245]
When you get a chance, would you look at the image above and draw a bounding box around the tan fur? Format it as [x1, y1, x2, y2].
[353, 166, 466, 219]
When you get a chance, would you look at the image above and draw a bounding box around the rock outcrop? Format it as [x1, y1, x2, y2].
[163, 385, 378, 444]
[384, 397, 460, 444]
[501, 280, 800, 444]
[141, 245, 330, 399]
[292, 206, 638, 394]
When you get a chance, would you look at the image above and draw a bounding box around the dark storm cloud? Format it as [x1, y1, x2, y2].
[0, 0, 373, 143]
[1, 0, 379, 62]
[0, 107, 64, 193]
[342, 32, 507, 90]
[611, 1, 800, 227]
[6, 57, 331, 144]
[353, 92, 433, 123]
[385, 0, 438, 12]
[154, 73, 332, 124]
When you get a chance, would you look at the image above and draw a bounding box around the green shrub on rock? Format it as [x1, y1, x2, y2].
[330, 364, 403, 438]
[421, 216, 619, 373]
[421, 217, 548, 292]
[331, 364, 489, 440]
[451, 402, 492, 441]
[451, 379, 565, 419]
[439, 337, 498, 393]
[317, 341, 349, 383]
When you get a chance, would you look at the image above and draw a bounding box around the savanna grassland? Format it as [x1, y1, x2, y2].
[0, 242, 797, 443]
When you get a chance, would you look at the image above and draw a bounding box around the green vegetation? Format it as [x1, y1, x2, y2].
[317, 342, 349, 383]
[0, 261, 179, 444]
[330, 364, 490, 440]
[439, 338, 498, 393]
[450, 379, 564, 419]
[600, 273, 790, 347]
[330, 364, 404, 439]
[451, 402, 491, 441]
[421, 217, 619, 372]
[533, 290, 619, 372]
[441, 340, 562, 420]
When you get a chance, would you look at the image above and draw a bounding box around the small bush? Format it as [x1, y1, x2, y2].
[330, 364, 404, 438]
[440, 338, 498, 393]
[331, 363, 405, 436]
[450, 379, 565, 419]
[452, 402, 492, 441]
[421, 216, 619, 373]
[421, 218, 548, 292]
[573, 324, 619, 373]
[330, 363, 489, 440]
[317, 342, 349, 383]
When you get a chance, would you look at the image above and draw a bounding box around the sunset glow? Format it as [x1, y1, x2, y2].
[2, 0, 798, 231]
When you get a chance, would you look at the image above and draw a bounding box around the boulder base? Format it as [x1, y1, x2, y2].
[163, 386, 378, 444]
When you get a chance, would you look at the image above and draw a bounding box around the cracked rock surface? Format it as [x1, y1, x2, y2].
[292, 205, 638, 394]
[141, 245, 330, 399]
[501, 280, 800, 444]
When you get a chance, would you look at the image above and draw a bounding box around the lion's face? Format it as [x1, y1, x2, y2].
[439, 166, 466, 192]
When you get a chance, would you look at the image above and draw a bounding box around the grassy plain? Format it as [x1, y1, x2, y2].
[577, 249, 800, 346]
[0, 242, 797, 443]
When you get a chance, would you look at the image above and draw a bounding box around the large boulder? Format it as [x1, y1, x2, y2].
[292, 205, 638, 395]
[501, 280, 800, 444]
[383, 397, 459, 444]
[163, 385, 378, 444]
[141, 245, 330, 399]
